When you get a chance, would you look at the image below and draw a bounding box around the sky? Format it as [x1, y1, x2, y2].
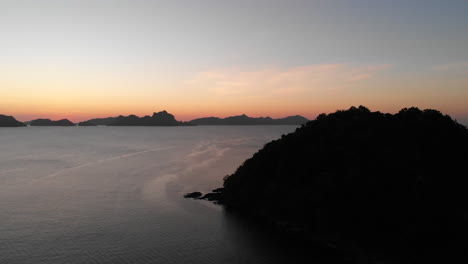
[1, 0, 468, 123]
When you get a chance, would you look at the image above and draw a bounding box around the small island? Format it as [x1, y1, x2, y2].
[187, 106, 468, 263]
[29, 119, 76, 126]
[0, 114, 26, 127]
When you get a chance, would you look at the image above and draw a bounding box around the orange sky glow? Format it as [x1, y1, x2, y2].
[2, 1, 468, 124]
[2, 63, 468, 123]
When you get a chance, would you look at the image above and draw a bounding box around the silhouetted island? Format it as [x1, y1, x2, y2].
[29, 119, 76, 126]
[84, 117, 117, 126]
[189, 114, 308, 125]
[77, 121, 97, 126]
[188, 106, 468, 263]
[0, 114, 26, 127]
[108, 110, 191, 126]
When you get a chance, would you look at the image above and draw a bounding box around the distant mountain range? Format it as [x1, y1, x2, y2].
[108, 110, 191, 126]
[188, 114, 309, 125]
[28, 119, 75, 126]
[83, 112, 308, 126]
[1, 110, 310, 127]
[0, 115, 26, 127]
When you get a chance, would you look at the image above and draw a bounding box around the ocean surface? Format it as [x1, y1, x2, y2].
[0, 126, 312, 264]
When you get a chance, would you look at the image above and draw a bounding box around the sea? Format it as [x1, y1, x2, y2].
[0, 125, 314, 264]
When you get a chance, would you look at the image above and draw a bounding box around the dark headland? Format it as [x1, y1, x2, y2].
[189, 114, 309, 125]
[29, 119, 76, 126]
[0, 114, 26, 127]
[187, 106, 468, 263]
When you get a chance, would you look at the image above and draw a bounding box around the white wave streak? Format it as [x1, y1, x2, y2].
[38, 146, 177, 180]
[0, 168, 28, 175]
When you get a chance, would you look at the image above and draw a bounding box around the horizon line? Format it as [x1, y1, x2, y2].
[8, 111, 312, 123]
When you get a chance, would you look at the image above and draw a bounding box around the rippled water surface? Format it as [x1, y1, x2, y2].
[0, 126, 314, 264]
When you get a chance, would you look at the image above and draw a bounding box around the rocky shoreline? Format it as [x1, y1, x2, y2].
[184, 188, 224, 203]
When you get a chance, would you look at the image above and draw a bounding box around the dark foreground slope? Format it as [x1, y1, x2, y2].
[189, 114, 309, 125]
[198, 106, 468, 262]
[30, 119, 75, 126]
[0, 115, 26, 127]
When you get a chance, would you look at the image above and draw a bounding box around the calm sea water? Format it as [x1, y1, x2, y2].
[0, 126, 313, 264]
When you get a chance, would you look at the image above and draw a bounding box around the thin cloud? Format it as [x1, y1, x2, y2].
[188, 64, 391, 97]
[433, 62, 468, 72]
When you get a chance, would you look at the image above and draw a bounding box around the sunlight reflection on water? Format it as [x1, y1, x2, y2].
[0, 126, 314, 264]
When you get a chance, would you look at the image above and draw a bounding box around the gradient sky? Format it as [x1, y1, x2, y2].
[1, 0, 468, 123]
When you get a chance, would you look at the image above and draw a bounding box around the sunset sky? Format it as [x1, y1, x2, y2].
[1, 0, 468, 123]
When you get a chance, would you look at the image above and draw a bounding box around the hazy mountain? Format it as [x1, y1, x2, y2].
[84, 117, 117, 126]
[189, 114, 308, 125]
[108, 110, 191, 126]
[78, 121, 97, 126]
[0, 114, 26, 127]
[29, 119, 75, 126]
